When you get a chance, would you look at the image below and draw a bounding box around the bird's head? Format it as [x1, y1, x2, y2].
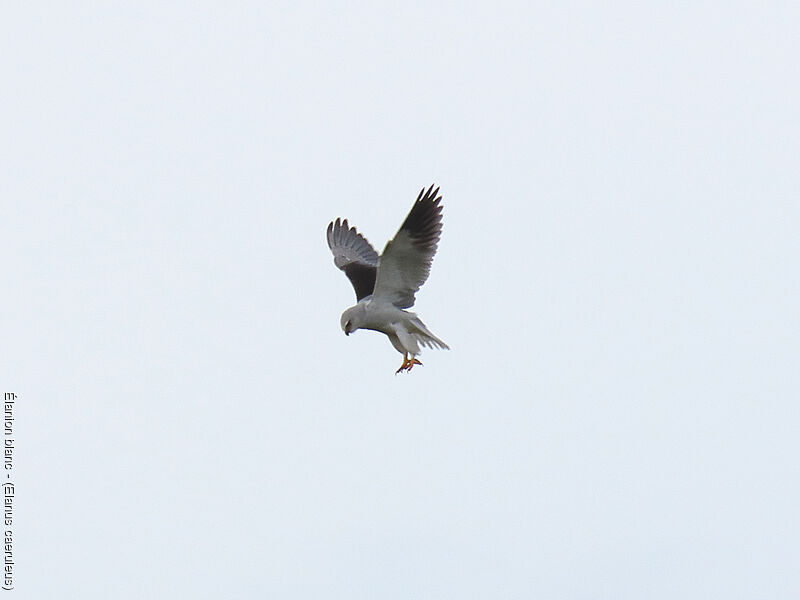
[340, 304, 365, 336]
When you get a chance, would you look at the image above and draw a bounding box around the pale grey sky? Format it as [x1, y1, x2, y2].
[3, 2, 799, 598]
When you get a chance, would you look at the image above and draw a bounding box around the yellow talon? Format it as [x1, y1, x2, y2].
[395, 356, 423, 374]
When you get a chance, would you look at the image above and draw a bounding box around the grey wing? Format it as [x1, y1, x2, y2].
[372, 185, 443, 309]
[326, 218, 380, 301]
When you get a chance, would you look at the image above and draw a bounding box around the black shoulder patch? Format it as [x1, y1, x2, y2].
[343, 262, 377, 301]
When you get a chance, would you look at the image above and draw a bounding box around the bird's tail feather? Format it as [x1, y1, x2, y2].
[411, 318, 450, 350]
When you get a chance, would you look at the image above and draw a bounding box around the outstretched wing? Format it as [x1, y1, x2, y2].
[372, 185, 443, 309]
[326, 218, 379, 301]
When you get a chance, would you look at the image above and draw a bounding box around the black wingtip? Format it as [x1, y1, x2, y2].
[417, 184, 441, 204]
[417, 183, 442, 204]
[400, 184, 443, 250]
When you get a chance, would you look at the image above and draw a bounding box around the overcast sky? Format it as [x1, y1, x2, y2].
[3, 2, 799, 598]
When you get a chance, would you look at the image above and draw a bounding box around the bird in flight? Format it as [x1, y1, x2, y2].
[326, 184, 449, 373]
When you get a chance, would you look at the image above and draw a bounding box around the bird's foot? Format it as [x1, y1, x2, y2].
[395, 357, 423, 374]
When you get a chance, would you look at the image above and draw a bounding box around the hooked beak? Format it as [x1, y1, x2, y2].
[344, 325, 351, 336]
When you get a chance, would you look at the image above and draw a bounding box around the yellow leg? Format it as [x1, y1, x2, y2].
[395, 355, 423, 374]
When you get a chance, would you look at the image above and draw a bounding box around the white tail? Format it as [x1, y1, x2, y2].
[411, 317, 450, 350]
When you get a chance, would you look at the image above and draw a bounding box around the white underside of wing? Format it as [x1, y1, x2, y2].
[372, 231, 431, 309]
